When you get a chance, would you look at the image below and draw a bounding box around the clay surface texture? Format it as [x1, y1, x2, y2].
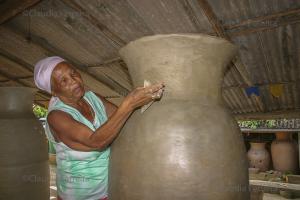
[0, 87, 49, 200]
[109, 34, 250, 200]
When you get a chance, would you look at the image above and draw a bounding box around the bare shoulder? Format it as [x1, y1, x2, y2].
[46, 108, 95, 151]
[47, 110, 73, 125]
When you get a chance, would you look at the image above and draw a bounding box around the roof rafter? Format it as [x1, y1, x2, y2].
[5, 26, 129, 97]
[0, 65, 50, 105]
[60, 0, 126, 47]
[225, 7, 300, 31]
[0, 0, 41, 24]
[229, 18, 300, 37]
[0, 26, 125, 105]
[196, 0, 227, 38]
[195, 0, 265, 112]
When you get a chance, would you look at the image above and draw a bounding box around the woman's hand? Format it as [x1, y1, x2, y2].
[123, 82, 165, 111]
[48, 82, 164, 151]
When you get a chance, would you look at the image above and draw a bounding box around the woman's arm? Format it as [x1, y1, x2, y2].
[47, 83, 164, 152]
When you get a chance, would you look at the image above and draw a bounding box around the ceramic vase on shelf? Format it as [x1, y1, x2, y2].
[271, 132, 298, 173]
[0, 87, 49, 199]
[247, 142, 271, 172]
[108, 34, 250, 200]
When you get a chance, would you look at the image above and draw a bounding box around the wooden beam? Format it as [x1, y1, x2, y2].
[196, 0, 227, 38]
[87, 59, 133, 91]
[0, 0, 41, 24]
[60, 0, 126, 47]
[35, 94, 49, 101]
[225, 7, 300, 37]
[1, 26, 128, 101]
[36, 90, 51, 99]
[196, 0, 251, 83]
[0, 67, 29, 86]
[229, 19, 300, 37]
[198, 0, 292, 120]
[196, 0, 265, 112]
[231, 58, 252, 86]
[0, 75, 32, 82]
[4, 26, 129, 96]
[224, 7, 300, 30]
[87, 57, 123, 68]
[0, 50, 53, 101]
[0, 66, 51, 101]
[241, 128, 299, 133]
[262, 193, 296, 200]
[180, 1, 205, 31]
[250, 180, 300, 191]
[223, 79, 300, 90]
[0, 50, 34, 72]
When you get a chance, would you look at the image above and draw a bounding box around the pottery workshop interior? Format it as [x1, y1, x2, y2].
[1, 0, 300, 200]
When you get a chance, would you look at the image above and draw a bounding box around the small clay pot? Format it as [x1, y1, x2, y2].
[271, 132, 298, 173]
[247, 142, 271, 172]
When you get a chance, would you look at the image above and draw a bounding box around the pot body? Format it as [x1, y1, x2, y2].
[0, 87, 49, 200]
[109, 34, 250, 200]
[247, 142, 270, 172]
[271, 132, 298, 173]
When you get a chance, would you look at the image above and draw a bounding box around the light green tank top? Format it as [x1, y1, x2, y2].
[45, 91, 110, 200]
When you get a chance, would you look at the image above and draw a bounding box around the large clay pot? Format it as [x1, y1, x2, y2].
[0, 87, 49, 199]
[247, 142, 270, 172]
[109, 34, 250, 200]
[271, 132, 298, 173]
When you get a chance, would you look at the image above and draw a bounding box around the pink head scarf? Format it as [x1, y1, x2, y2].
[34, 56, 65, 108]
[34, 56, 65, 93]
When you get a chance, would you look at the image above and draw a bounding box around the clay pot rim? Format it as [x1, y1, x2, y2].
[0, 87, 38, 117]
[275, 132, 293, 141]
[120, 33, 236, 52]
[0, 86, 37, 93]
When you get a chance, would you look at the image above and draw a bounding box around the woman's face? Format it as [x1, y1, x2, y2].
[50, 62, 85, 101]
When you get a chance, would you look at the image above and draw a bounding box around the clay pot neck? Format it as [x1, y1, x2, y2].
[119, 34, 237, 104]
[250, 142, 266, 149]
[275, 132, 292, 141]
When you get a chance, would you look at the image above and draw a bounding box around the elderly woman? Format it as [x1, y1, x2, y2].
[34, 56, 164, 200]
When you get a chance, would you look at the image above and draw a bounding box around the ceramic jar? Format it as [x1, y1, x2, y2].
[247, 142, 271, 172]
[109, 34, 249, 200]
[0, 87, 49, 199]
[271, 132, 298, 173]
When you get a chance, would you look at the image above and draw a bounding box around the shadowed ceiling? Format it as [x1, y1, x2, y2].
[0, 0, 300, 119]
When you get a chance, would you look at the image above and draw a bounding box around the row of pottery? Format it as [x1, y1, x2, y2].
[247, 132, 298, 173]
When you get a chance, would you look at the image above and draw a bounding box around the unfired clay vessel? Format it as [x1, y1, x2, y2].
[109, 34, 250, 200]
[247, 142, 271, 172]
[0, 87, 49, 199]
[271, 132, 298, 173]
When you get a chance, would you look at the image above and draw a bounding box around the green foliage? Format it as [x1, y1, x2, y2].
[238, 119, 276, 129]
[33, 104, 47, 118]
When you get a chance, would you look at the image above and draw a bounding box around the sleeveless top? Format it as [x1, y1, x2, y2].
[45, 91, 110, 200]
